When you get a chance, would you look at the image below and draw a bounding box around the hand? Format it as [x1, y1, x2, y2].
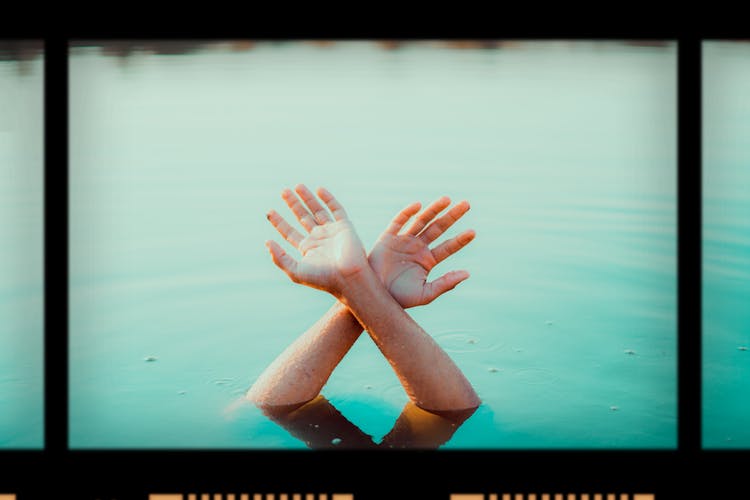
[369, 197, 475, 308]
[265, 185, 369, 297]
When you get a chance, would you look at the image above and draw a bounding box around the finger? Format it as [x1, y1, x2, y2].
[316, 187, 349, 221]
[267, 209, 304, 248]
[384, 201, 422, 235]
[266, 240, 300, 283]
[430, 229, 476, 264]
[405, 196, 451, 236]
[420, 200, 471, 244]
[295, 184, 333, 225]
[422, 270, 470, 304]
[281, 188, 317, 232]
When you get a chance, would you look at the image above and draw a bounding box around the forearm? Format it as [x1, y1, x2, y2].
[246, 301, 363, 408]
[380, 402, 477, 449]
[262, 395, 377, 449]
[338, 266, 481, 412]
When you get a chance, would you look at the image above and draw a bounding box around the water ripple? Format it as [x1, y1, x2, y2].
[435, 330, 505, 354]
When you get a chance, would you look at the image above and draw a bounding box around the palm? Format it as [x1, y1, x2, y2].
[294, 220, 366, 290]
[370, 234, 436, 308]
[264, 185, 367, 295]
[368, 198, 475, 308]
[265, 186, 475, 306]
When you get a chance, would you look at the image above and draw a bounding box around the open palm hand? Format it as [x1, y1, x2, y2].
[369, 197, 475, 308]
[265, 185, 368, 295]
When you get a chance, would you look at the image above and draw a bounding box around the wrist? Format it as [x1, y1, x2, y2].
[335, 262, 382, 305]
[366, 254, 387, 285]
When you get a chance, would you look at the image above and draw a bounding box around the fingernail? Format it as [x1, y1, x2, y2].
[459, 230, 476, 243]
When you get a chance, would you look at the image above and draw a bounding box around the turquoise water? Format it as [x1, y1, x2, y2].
[703, 41, 750, 448]
[69, 41, 677, 449]
[0, 50, 44, 448]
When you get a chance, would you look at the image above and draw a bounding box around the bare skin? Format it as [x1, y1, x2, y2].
[246, 184, 481, 413]
[262, 395, 476, 449]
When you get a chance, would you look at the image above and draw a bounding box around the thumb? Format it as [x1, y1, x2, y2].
[422, 270, 470, 304]
[266, 240, 300, 283]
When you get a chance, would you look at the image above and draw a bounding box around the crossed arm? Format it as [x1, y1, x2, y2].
[246, 185, 481, 413]
[262, 394, 476, 449]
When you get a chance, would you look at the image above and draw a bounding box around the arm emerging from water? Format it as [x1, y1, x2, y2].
[260, 395, 476, 449]
[246, 185, 480, 412]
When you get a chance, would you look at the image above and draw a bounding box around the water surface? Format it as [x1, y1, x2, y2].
[0, 44, 44, 448]
[69, 41, 677, 449]
[702, 41, 750, 448]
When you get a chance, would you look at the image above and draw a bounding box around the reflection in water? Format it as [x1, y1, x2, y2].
[0, 40, 43, 75]
[68, 41, 677, 448]
[0, 40, 43, 60]
[67, 39, 677, 61]
[260, 395, 476, 449]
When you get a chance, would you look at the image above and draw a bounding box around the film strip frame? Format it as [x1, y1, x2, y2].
[450, 495, 655, 500]
[0, 32, 735, 500]
[149, 495, 354, 500]
[0, 494, 660, 500]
